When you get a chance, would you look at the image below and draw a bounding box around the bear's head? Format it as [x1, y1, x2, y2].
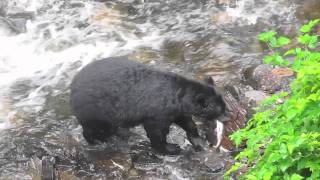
[192, 76, 226, 120]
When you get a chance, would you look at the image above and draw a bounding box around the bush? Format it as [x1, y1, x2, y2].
[225, 19, 320, 180]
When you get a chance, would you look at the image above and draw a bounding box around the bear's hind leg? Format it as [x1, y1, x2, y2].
[174, 115, 205, 151]
[82, 126, 97, 144]
[143, 120, 181, 155]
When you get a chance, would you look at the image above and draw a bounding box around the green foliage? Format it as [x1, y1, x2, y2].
[300, 19, 320, 33]
[263, 53, 289, 66]
[258, 31, 291, 49]
[258, 31, 291, 66]
[225, 19, 320, 179]
[298, 34, 318, 49]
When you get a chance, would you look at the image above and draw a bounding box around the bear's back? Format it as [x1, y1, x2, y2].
[70, 57, 183, 123]
[71, 57, 171, 99]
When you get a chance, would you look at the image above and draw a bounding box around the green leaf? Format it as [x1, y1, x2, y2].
[286, 108, 298, 119]
[268, 153, 281, 163]
[290, 174, 304, 180]
[269, 37, 278, 48]
[280, 143, 288, 155]
[287, 143, 294, 155]
[263, 172, 273, 180]
[263, 55, 275, 64]
[279, 158, 293, 172]
[300, 19, 320, 33]
[277, 36, 291, 47]
[247, 175, 258, 180]
[308, 35, 318, 49]
[298, 34, 311, 45]
[225, 162, 243, 176]
[298, 34, 318, 48]
[258, 31, 277, 42]
[262, 54, 289, 67]
[284, 49, 295, 56]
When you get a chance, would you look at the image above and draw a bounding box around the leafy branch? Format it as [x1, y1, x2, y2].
[225, 19, 320, 179]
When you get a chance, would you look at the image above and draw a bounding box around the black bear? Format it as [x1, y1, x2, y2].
[70, 56, 226, 155]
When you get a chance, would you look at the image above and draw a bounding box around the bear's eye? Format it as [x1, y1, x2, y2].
[196, 96, 208, 107]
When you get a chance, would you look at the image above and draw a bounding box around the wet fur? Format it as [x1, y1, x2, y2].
[70, 56, 226, 154]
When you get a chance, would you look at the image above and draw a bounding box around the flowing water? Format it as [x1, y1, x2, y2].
[0, 0, 310, 179]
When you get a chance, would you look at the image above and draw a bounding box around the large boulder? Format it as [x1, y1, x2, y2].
[243, 64, 294, 93]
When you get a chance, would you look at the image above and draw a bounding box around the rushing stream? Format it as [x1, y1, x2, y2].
[0, 0, 312, 179]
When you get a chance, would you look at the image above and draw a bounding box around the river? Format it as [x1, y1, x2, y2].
[0, 0, 310, 179]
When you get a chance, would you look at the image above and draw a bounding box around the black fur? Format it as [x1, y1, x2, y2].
[70, 56, 226, 154]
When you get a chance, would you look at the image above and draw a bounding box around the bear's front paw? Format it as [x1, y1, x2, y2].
[164, 143, 181, 155]
[188, 136, 205, 151]
[154, 143, 181, 155]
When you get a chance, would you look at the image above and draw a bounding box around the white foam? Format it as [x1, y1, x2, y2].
[226, 0, 258, 24]
[225, 0, 295, 25]
[0, 0, 170, 129]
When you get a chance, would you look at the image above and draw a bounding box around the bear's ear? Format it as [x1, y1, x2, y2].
[203, 75, 215, 86]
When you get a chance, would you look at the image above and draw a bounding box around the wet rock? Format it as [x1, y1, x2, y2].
[246, 39, 265, 53]
[128, 168, 140, 178]
[212, 12, 233, 25]
[0, 0, 7, 16]
[244, 64, 294, 93]
[0, 17, 28, 34]
[90, 6, 126, 26]
[28, 156, 43, 180]
[95, 158, 132, 177]
[176, 150, 227, 179]
[254, 18, 272, 33]
[161, 40, 186, 63]
[41, 156, 56, 180]
[244, 64, 274, 90]
[7, 11, 35, 20]
[211, 42, 239, 61]
[296, 0, 320, 21]
[277, 23, 300, 38]
[222, 91, 247, 150]
[132, 151, 163, 171]
[44, 39, 74, 52]
[129, 48, 159, 63]
[69, 2, 85, 8]
[0, 11, 35, 34]
[272, 67, 294, 77]
[244, 90, 269, 109]
[215, 0, 237, 8]
[223, 83, 252, 102]
[167, 125, 190, 148]
[201, 153, 225, 174]
[8, 18, 28, 33]
[28, 156, 56, 180]
[244, 90, 268, 103]
[44, 92, 72, 119]
[0, 17, 20, 35]
[57, 171, 78, 180]
[9, 79, 37, 102]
